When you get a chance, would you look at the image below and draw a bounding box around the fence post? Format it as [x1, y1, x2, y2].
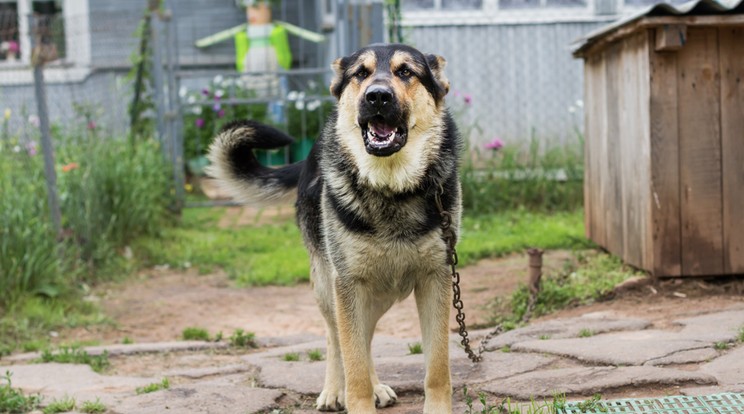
[30, 15, 62, 236]
[162, 0, 185, 212]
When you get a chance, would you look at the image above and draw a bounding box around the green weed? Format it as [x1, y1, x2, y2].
[714, 342, 729, 350]
[135, 378, 170, 395]
[229, 329, 256, 348]
[539, 335, 551, 340]
[182, 327, 210, 341]
[0, 371, 41, 413]
[80, 398, 106, 414]
[39, 347, 110, 373]
[121, 336, 133, 345]
[463, 386, 566, 413]
[282, 352, 300, 362]
[407, 342, 423, 355]
[500, 345, 511, 353]
[575, 394, 607, 412]
[307, 349, 324, 361]
[42, 396, 76, 414]
[738, 326, 744, 342]
[579, 329, 594, 338]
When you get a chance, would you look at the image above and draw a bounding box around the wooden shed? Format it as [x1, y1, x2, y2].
[573, 0, 744, 277]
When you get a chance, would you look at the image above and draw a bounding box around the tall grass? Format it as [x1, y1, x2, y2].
[0, 134, 170, 306]
[461, 132, 584, 215]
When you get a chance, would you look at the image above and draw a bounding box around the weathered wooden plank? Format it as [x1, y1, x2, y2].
[648, 35, 682, 276]
[655, 25, 687, 52]
[635, 32, 653, 272]
[603, 43, 625, 260]
[719, 27, 744, 274]
[619, 33, 646, 269]
[584, 55, 607, 247]
[677, 27, 724, 276]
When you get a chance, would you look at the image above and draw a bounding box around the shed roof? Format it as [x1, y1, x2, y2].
[572, 0, 744, 57]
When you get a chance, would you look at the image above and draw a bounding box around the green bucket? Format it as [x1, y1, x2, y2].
[254, 149, 287, 166]
[291, 138, 315, 163]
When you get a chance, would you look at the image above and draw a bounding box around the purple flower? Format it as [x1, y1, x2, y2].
[484, 137, 504, 151]
[463, 94, 472, 105]
[212, 103, 222, 112]
[195, 118, 205, 128]
[87, 121, 96, 130]
[26, 141, 38, 156]
[217, 109, 225, 118]
[201, 88, 210, 96]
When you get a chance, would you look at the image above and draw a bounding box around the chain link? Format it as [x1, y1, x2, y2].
[435, 186, 538, 364]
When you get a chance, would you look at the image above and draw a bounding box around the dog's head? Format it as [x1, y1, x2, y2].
[330, 44, 450, 158]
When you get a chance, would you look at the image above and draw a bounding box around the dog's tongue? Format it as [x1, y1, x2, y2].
[370, 121, 395, 137]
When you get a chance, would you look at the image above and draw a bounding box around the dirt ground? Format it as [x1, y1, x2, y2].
[66, 248, 744, 347]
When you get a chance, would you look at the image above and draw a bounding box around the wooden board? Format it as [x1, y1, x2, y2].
[719, 27, 744, 274]
[677, 27, 724, 276]
[603, 43, 625, 260]
[618, 33, 649, 269]
[584, 55, 608, 247]
[648, 35, 683, 276]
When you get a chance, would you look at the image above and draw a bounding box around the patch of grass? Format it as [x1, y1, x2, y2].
[80, 398, 106, 414]
[181, 327, 210, 341]
[307, 349, 324, 361]
[539, 334, 551, 340]
[135, 378, 170, 395]
[0, 371, 41, 413]
[42, 396, 76, 414]
[407, 342, 423, 355]
[738, 326, 744, 342]
[133, 208, 310, 286]
[501, 345, 511, 353]
[714, 342, 729, 350]
[575, 394, 606, 412]
[229, 329, 256, 348]
[579, 329, 594, 338]
[282, 352, 300, 362]
[462, 386, 566, 413]
[458, 209, 591, 267]
[507, 251, 644, 324]
[39, 347, 110, 373]
[121, 336, 133, 345]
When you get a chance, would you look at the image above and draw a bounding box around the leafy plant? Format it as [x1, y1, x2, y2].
[181, 327, 210, 341]
[42, 396, 76, 414]
[229, 329, 256, 348]
[282, 352, 300, 362]
[38, 347, 110, 373]
[579, 329, 594, 338]
[122, 336, 133, 345]
[307, 349, 324, 361]
[135, 378, 170, 395]
[575, 394, 606, 413]
[0, 371, 41, 413]
[714, 342, 729, 350]
[80, 398, 106, 414]
[407, 342, 423, 355]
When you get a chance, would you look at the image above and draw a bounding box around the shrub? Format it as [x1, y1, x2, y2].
[182, 327, 210, 341]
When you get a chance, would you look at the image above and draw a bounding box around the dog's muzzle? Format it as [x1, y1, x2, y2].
[359, 84, 408, 157]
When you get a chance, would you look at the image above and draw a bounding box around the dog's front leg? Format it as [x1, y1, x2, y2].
[415, 272, 452, 413]
[334, 279, 376, 413]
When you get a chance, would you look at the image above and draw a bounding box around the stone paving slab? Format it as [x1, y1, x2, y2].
[643, 348, 719, 366]
[698, 346, 744, 387]
[512, 330, 712, 366]
[114, 375, 283, 414]
[0, 363, 153, 406]
[4, 341, 230, 363]
[480, 366, 717, 400]
[675, 310, 744, 343]
[483, 312, 651, 350]
[162, 363, 254, 379]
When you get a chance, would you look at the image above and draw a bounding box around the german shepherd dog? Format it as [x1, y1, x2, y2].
[207, 43, 461, 413]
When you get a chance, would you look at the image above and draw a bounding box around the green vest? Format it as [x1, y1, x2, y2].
[234, 24, 292, 72]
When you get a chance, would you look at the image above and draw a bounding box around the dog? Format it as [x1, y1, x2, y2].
[207, 43, 461, 413]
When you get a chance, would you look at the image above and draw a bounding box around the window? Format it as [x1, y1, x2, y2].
[402, 0, 483, 11]
[0, 1, 20, 62]
[32, 0, 66, 62]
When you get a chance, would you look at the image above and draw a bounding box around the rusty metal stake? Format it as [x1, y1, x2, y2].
[522, 248, 544, 323]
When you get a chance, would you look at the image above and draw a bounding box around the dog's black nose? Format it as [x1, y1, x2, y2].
[365, 85, 393, 109]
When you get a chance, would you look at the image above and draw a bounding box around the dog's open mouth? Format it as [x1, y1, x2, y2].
[362, 117, 408, 157]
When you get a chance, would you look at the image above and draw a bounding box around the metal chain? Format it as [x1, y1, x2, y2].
[434, 186, 538, 364]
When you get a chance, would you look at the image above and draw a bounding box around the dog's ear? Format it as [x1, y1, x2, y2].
[425, 54, 450, 97]
[330, 57, 347, 99]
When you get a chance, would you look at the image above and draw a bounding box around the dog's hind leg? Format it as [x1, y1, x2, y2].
[312, 257, 346, 412]
[415, 270, 453, 413]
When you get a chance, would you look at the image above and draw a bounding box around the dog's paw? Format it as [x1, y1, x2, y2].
[374, 383, 397, 408]
[316, 388, 345, 412]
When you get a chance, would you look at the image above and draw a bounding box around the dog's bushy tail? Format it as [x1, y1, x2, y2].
[206, 120, 303, 206]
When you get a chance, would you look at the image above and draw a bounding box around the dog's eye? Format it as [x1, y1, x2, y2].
[355, 68, 369, 80]
[396, 67, 412, 78]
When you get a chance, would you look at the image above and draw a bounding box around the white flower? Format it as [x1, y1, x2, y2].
[215, 89, 225, 98]
[214, 75, 224, 85]
[295, 100, 305, 110]
[187, 95, 196, 104]
[307, 100, 321, 111]
[568, 105, 576, 114]
[28, 115, 40, 127]
[287, 90, 299, 101]
[191, 106, 203, 115]
[308, 80, 318, 90]
[222, 77, 234, 87]
[12, 145, 20, 153]
[179, 86, 188, 98]
[297, 91, 306, 101]
[576, 99, 584, 108]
